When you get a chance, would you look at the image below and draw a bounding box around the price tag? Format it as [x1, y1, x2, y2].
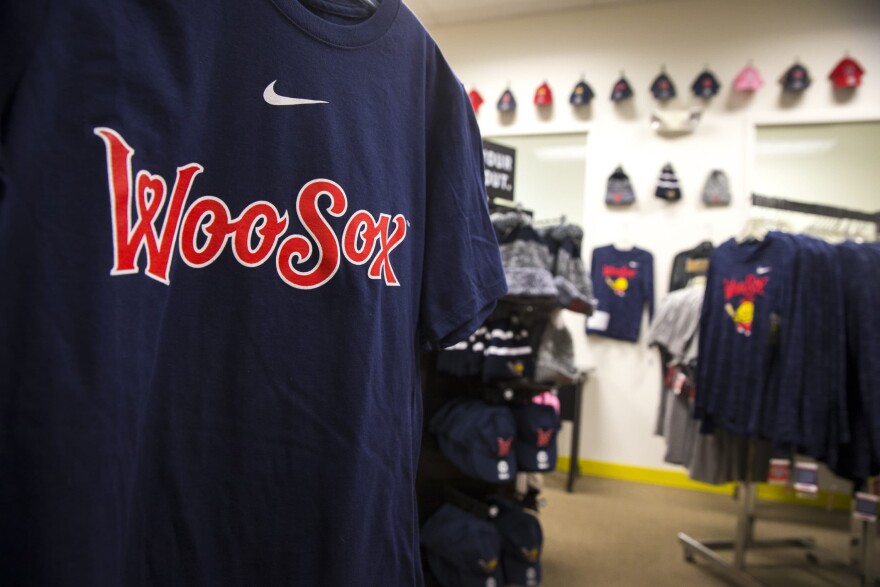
[587, 311, 610, 332]
[853, 492, 878, 523]
[793, 462, 819, 497]
[768, 458, 791, 486]
[673, 372, 688, 396]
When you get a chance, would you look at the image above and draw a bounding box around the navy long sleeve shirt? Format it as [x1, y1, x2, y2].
[587, 245, 654, 342]
[695, 233, 801, 439]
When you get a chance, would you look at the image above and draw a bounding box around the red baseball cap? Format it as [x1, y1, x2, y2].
[829, 57, 865, 88]
[468, 88, 484, 112]
[534, 82, 553, 106]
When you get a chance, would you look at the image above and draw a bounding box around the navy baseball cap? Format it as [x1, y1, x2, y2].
[650, 72, 676, 101]
[498, 88, 517, 112]
[490, 498, 543, 587]
[430, 399, 517, 483]
[692, 69, 720, 98]
[781, 63, 811, 91]
[512, 404, 560, 472]
[570, 80, 594, 105]
[610, 77, 633, 102]
[422, 504, 504, 587]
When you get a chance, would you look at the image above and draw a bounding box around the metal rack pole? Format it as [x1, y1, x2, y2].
[856, 516, 878, 586]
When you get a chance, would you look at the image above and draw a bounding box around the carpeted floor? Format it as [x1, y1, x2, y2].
[538, 473, 876, 586]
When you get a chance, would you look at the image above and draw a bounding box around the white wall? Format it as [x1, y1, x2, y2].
[423, 0, 880, 470]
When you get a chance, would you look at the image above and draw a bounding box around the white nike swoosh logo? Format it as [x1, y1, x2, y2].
[263, 81, 327, 106]
[756, 266, 771, 274]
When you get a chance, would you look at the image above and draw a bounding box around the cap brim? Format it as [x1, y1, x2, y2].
[466, 443, 518, 482]
[515, 442, 557, 472]
[502, 554, 542, 587]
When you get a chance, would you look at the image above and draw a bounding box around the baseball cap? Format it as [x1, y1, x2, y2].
[733, 64, 763, 91]
[780, 63, 811, 91]
[655, 163, 681, 202]
[421, 504, 505, 587]
[497, 88, 517, 112]
[829, 56, 864, 88]
[605, 166, 635, 206]
[511, 403, 560, 472]
[610, 77, 633, 102]
[691, 69, 720, 98]
[650, 72, 676, 101]
[569, 80, 594, 106]
[468, 89, 484, 112]
[489, 498, 543, 587]
[702, 169, 731, 206]
[533, 82, 553, 106]
[430, 398, 518, 483]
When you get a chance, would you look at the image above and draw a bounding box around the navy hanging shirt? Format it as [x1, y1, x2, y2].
[694, 234, 801, 440]
[0, 1, 507, 585]
[587, 245, 655, 342]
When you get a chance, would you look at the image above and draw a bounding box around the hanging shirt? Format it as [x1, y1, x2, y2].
[835, 242, 880, 483]
[649, 287, 704, 365]
[0, 1, 507, 585]
[669, 241, 713, 292]
[587, 245, 655, 342]
[694, 233, 801, 441]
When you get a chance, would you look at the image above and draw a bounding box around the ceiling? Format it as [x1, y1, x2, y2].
[404, 0, 684, 28]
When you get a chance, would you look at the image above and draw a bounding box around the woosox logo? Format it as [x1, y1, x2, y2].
[94, 127, 408, 289]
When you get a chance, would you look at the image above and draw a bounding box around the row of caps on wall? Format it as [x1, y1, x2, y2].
[468, 55, 865, 113]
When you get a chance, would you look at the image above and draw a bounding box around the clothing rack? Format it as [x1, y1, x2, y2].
[678, 440, 879, 586]
[489, 197, 534, 218]
[534, 214, 567, 226]
[751, 193, 880, 226]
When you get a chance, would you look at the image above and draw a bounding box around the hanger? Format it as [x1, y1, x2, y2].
[614, 221, 634, 251]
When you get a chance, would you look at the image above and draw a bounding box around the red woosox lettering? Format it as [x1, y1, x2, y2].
[94, 127, 407, 288]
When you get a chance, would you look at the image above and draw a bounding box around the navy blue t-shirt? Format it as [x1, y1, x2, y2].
[0, 1, 507, 585]
[587, 245, 655, 342]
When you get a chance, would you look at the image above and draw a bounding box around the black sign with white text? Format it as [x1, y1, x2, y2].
[482, 140, 516, 201]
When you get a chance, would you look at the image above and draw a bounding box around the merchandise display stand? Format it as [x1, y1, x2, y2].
[678, 481, 816, 587]
[678, 443, 879, 586]
[417, 302, 558, 523]
[417, 300, 565, 586]
[679, 194, 880, 586]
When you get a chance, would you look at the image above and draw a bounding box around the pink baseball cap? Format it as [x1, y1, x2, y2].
[734, 65, 763, 91]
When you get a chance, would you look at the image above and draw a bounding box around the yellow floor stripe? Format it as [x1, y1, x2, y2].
[556, 457, 852, 511]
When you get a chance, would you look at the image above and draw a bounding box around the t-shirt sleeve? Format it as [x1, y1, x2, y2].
[418, 51, 507, 349]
